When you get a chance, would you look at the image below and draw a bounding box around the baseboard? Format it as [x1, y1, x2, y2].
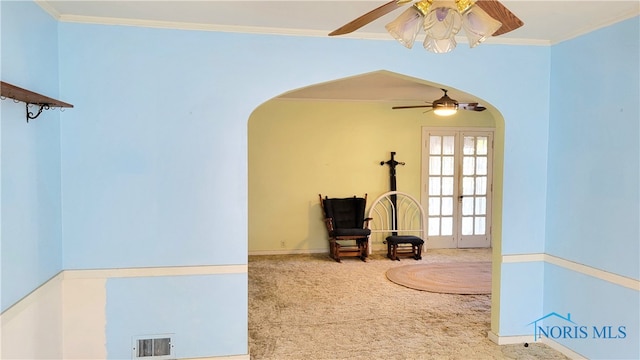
[249, 249, 393, 256]
[540, 338, 587, 360]
[487, 332, 586, 359]
[487, 331, 535, 345]
[249, 249, 327, 256]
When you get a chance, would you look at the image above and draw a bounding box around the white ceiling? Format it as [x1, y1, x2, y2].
[38, 1, 639, 44]
[37, 1, 639, 105]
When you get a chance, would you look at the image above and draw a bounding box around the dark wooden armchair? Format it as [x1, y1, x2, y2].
[319, 194, 372, 262]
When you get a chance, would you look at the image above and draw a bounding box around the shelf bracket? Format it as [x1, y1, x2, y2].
[26, 103, 51, 122]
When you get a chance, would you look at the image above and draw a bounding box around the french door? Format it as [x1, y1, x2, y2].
[422, 129, 493, 248]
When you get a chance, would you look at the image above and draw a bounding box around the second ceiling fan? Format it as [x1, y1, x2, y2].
[329, 0, 524, 53]
[392, 89, 486, 116]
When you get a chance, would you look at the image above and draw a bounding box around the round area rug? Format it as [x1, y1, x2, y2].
[385, 261, 492, 294]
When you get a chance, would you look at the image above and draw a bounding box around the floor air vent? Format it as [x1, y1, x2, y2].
[132, 334, 174, 359]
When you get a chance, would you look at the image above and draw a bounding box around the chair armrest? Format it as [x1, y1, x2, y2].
[363, 217, 373, 229]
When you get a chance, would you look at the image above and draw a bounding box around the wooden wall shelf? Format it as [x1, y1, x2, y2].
[1, 81, 74, 122]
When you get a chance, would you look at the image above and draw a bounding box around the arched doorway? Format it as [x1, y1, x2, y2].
[248, 70, 503, 254]
[247, 69, 505, 337]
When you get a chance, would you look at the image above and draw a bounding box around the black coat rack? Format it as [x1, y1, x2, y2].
[380, 152, 405, 234]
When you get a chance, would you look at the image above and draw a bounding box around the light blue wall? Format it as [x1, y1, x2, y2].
[106, 274, 247, 359]
[0, 1, 63, 311]
[57, 23, 255, 356]
[544, 264, 639, 359]
[58, 24, 251, 269]
[17, 1, 638, 357]
[545, 17, 640, 359]
[57, 23, 551, 269]
[499, 261, 545, 335]
[56, 23, 552, 348]
[547, 16, 639, 279]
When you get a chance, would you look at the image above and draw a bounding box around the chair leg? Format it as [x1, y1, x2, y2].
[329, 240, 341, 262]
[413, 244, 423, 260]
[387, 243, 399, 261]
[358, 239, 368, 261]
[329, 241, 334, 260]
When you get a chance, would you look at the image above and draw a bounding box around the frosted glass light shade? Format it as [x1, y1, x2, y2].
[423, 7, 462, 40]
[423, 36, 457, 53]
[461, 5, 502, 48]
[385, 6, 425, 49]
[433, 107, 458, 116]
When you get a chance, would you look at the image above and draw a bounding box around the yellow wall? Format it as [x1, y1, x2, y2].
[248, 98, 500, 253]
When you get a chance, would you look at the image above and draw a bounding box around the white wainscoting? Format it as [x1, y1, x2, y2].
[491, 253, 639, 359]
[1, 264, 248, 359]
[1, 274, 64, 359]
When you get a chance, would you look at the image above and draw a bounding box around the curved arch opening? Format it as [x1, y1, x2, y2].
[247, 69, 506, 333]
[249, 70, 504, 252]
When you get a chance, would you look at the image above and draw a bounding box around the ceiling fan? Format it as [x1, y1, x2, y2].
[329, 0, 524, 53]
[392, 89, 486, 116]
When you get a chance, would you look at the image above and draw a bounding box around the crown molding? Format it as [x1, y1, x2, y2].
[34, 0, 61, 20]
[549, 9, 639, 45]
[53, 13, 553, 47]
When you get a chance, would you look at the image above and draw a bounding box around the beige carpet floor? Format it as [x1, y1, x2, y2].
[249, 248, 569, 360]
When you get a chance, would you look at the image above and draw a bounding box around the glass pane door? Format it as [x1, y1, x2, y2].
[422, 129, 493, 248]
[458, 133, 492, 247]
[425, 133, 457, 248]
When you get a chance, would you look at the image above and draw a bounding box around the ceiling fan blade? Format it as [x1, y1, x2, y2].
[329, 0, 410, 36]
[459, 103, 487, 111]
[392, 105, 433, 109]
[475, 0, 524, 36]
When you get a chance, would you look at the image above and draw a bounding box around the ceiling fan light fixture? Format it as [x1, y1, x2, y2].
[432, 89, 459, 116]
[328, 0, 524, 52]
[423, 35, 457, 53]
[386, 0, 512, 53]
[433, 107, 458, 116]
[455, 0, 475, 13]
[421, 4, 462, 53]
[385, 3, 430, 49]
[424, 6, 462, 39]
[391, 88, 486, 114]
[461, 5, 503, 47]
